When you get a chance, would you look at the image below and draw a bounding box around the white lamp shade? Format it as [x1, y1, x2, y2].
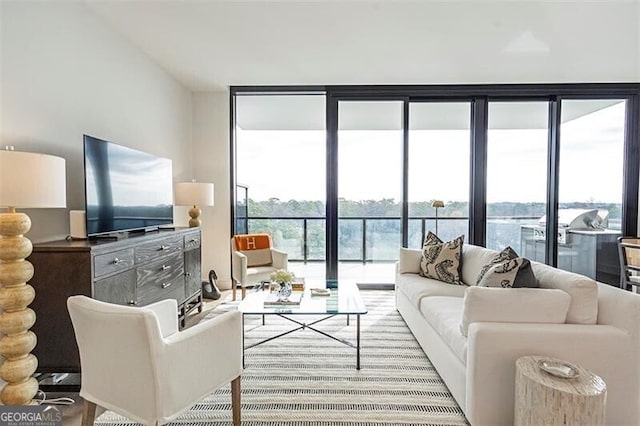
[174, 182, 214, 207]
[0, 150, 67, 208]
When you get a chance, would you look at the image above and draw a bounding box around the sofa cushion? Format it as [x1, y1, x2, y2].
[461, 244, 500, 286]
[459, 286, 571, 336]
[531, 261, 598, 324]
[476, 247, 538, 288]
[396, 273, 467, 307]
[419, 232, 465, 285]
[419, 296, 467, 364]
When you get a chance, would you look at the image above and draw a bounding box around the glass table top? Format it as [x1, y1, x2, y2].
[238, 280, 367, 315]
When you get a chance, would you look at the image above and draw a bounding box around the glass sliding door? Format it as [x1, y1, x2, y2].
[556, 99, 626, 284]
[408, 102, 471, 249]
[337, 101, 402, 284]
[235, 94, 326, 281]
[486, 102, 548, 258]
[233, 85, 640, 288]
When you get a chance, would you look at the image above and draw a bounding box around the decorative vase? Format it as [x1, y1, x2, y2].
[277, 282, 293, 301]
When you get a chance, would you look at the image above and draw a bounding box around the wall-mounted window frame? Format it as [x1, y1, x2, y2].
[231, 83, 640, 282]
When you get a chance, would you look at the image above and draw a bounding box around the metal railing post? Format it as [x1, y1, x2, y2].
[362, 218, 367, 264]
[303, 218, 308, 264]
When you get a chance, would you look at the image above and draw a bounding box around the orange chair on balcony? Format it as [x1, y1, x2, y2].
[231, 233, 288, 300]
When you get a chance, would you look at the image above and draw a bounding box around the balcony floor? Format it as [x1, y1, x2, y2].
[288, 261, 396, 285]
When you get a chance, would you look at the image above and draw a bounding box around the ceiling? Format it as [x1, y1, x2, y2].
[85, 0, 640, 92]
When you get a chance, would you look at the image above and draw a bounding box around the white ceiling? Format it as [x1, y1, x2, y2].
[85, 0, 640, 92]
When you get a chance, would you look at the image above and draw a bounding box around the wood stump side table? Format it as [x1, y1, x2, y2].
[515, 356, 607, 426]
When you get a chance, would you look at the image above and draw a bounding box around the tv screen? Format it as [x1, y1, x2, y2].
[83, 135, 174, 236]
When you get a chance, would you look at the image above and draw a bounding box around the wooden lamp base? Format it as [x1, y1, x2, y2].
[188, 205, 202, 228]
[0, 208, 39, 405]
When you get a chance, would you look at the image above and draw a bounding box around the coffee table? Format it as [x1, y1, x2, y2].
[238, 280, 368, 369]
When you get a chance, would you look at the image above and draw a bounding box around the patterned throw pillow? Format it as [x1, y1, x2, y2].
[476, 246, 538, 288]
[475, 246, 519, 284]
[419, 232, 465, 285]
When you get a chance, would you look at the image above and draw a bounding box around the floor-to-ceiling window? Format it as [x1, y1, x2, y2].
[486, 101, 548, 255]
[337, 101, 403, 283]
[235, 94, 326, 281]
[232, 85, 640, 286]
[555, 99, 627, 283]
[408, 102, 471, 248]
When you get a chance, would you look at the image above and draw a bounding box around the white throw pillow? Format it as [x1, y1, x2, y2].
[398, 248, 422, 274]
[460, 286, 571, 337]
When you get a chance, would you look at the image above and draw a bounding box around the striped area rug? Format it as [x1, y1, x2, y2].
[96, 290, 468, 425]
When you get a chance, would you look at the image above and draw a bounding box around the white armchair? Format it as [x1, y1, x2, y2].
[67, 296, 242, 426]
[231, 233, 288, 300]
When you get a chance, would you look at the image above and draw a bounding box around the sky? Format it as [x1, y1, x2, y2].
[236, 101, 625, 205]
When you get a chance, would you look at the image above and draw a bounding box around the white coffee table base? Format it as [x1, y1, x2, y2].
[515, 356, 607, 426]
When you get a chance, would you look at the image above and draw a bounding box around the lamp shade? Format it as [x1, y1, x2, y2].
[431, 200, 445, 208]
[174, 181, 214, 207]
[0, 150, 66, 208]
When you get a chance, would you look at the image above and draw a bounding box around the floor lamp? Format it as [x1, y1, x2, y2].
[431, 200, 445, 236]
[0, 149, 66, 405]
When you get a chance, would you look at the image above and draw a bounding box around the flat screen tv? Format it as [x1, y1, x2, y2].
[83, 135, 174, 237]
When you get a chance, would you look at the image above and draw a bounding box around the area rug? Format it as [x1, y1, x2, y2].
[95, 290, 468, 425]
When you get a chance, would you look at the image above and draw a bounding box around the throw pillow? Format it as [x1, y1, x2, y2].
[475, 246, 519, 284]
[419, 232, 465, 285]
[475, 246, 538, 288]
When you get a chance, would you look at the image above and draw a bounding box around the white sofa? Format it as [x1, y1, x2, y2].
[396, 243, 640, 426]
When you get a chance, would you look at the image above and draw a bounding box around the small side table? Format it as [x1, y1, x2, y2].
[515, 356, 607, 426]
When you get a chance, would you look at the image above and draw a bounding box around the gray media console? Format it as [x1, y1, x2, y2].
[28, 227, 203, 380]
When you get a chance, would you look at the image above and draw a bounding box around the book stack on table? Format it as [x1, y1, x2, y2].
[263, 292, 303, 306]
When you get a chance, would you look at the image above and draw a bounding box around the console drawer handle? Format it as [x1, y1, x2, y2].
[160, 245, 170, 251]
[113, 257, 124, 265]
[189, 238, 198, 243]
[161, 265, 171, 271]
[128, 300, 138, 306]
[162, 282, 172, 289]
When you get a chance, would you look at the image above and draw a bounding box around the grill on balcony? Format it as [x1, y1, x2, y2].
[521, 209, 620, 285]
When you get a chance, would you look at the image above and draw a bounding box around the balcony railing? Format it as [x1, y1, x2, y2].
[244, 215, 541, 263]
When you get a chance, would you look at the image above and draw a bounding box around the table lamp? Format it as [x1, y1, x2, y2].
[174, 181, 214, 227]
[431, 200, 445, 235]
[0, 148, 66, 405]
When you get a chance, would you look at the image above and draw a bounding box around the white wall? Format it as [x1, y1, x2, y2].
[191, 91, 232, 289]
[1, 1, 193, 243]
